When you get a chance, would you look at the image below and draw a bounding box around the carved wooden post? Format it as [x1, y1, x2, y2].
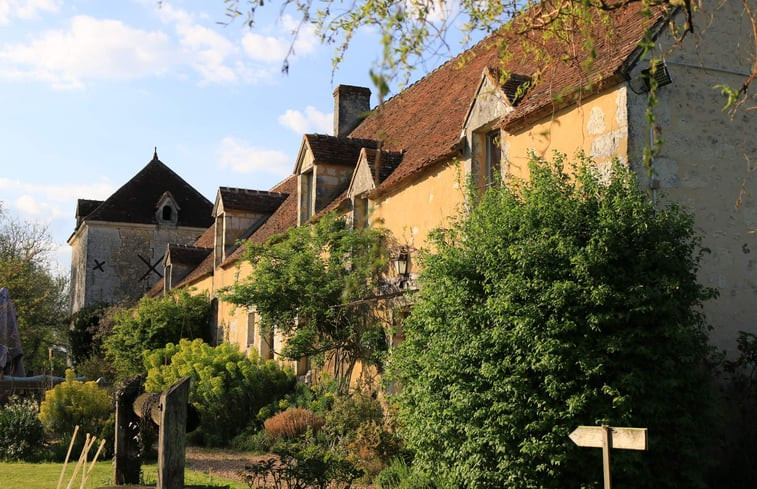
[114, 375, 142, 485]
[157, 376, 190, 489]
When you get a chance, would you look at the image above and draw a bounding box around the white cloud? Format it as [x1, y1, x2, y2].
[155, 2, 241, 84]
[0, 0, 60, 25]
[14, 194, 64, 220]
[0, 15, 174, 89]
[0, 177, 114, 202]
[278, 106, 333, 134]
[0, 3, 322, 88]
[242, 14, 318, 63]
[218, 137, 292, 175]
[241, 32, 291, 63]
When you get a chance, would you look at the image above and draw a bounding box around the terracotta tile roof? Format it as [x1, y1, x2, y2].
[362, 149, 404, 184]
[146, 280, 164, 298]
[304, 134, 379, 167]
[170, 225, 217, 290]
[164, 3, 666, 293]
[216, 187, 290, 214]
[350, 2, 665, 195]
[193, 225, 216, 248]
[78, 154, 213, 229]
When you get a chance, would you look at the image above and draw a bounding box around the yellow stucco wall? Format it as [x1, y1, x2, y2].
[372, 161, 466, 255]
[505, 86, 629, 180]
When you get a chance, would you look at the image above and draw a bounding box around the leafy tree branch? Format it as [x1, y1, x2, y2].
[222, 212, 391, 391]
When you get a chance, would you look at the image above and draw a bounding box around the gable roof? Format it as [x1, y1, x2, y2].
[166, 244, 212, 266]
[295, 134, 380, 174]
[76, 153, 213, 230]
[349, 2, 666, 195]
[348, 148, 404, 198]
[76, 199, 103, 227]
[214, 187, 290, 216]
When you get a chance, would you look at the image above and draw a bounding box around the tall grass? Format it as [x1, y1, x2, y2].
[0, 461, 248, 489]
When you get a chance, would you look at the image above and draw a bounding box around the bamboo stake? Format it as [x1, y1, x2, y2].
[56, 425, 80, 489]
[65, 434, 95, 489]
[80, 438, 107, 489]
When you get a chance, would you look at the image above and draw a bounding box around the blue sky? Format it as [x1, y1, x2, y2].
[0, 0, 472, 276]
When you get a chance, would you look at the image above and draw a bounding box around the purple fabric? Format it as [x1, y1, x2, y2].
[0, 287, 26, 377]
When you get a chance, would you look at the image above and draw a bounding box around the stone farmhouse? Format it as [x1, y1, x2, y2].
[69, 151, 213, 313]
[73, 2, 755, 381]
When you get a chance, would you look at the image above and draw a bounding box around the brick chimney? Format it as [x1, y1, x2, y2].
[333, 85, 371, 137]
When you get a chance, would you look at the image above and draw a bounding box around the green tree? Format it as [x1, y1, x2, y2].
[223, 212, 390, 391]
[0, 207, 69, 375]
[144, 338, 295, 446]
[103, 289, 212, 379]
[389, 153, 718, 489]
[68, 302, 110, 366]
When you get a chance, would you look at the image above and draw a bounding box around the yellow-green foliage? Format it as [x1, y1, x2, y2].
[144, 338, 295, 447]
[38, 369, 111, 437]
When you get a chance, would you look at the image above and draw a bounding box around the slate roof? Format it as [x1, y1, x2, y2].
[349, 2, 666, 196]
[76, 153, 213, 230]
[167, 244, 212, 266]
[215, 187, 289, 214]
[75, 199, 104, 227]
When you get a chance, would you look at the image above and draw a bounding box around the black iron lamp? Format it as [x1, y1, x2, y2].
[392, 249, 410, 280]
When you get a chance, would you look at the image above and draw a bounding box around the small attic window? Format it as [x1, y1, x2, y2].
[155, 191, 180, 225]
[502, 74, 531, 106]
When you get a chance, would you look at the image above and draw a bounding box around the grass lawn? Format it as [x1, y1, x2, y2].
[0, 461, 248, 489]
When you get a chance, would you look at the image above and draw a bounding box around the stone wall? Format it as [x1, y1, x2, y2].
[70, 221, 206, 312]
[626, 3, 757, 353]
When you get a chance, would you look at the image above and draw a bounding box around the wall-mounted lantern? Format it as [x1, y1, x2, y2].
[392, 248, 410, 284]
[629, 61, 673, 94]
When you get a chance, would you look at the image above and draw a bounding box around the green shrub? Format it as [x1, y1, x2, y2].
[0, 396, 45, 461]
[38, 369, 113, 460]
[390, 153, 719, 489]
[144, 338, 296, 447]
[374, 457, 436, 489]
[231, 426, 272, 453]
[241, 435, 363, 489]
[104, 290, 212, 379]
[323, 390, 383, 442]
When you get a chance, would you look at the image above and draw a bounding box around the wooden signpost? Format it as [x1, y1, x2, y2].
[569, 425, 648, 489]
[113, 376, 191, 489]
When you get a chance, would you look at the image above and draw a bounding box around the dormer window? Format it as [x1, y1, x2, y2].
[485, 130, 502, 186]
[155, 191, 180, 226]
[300, 170, 314, 223]
[352, 196, 369, 228]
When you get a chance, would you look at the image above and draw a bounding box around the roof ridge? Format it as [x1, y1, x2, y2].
[220, 186, 289, 196]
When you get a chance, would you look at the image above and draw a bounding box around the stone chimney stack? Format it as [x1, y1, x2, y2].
[333, 85, 371, 137]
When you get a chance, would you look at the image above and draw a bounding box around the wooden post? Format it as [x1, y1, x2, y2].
[114, 376, 142, 485]
[157, 376, 190, 489]
[602, 425, 612, 489]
